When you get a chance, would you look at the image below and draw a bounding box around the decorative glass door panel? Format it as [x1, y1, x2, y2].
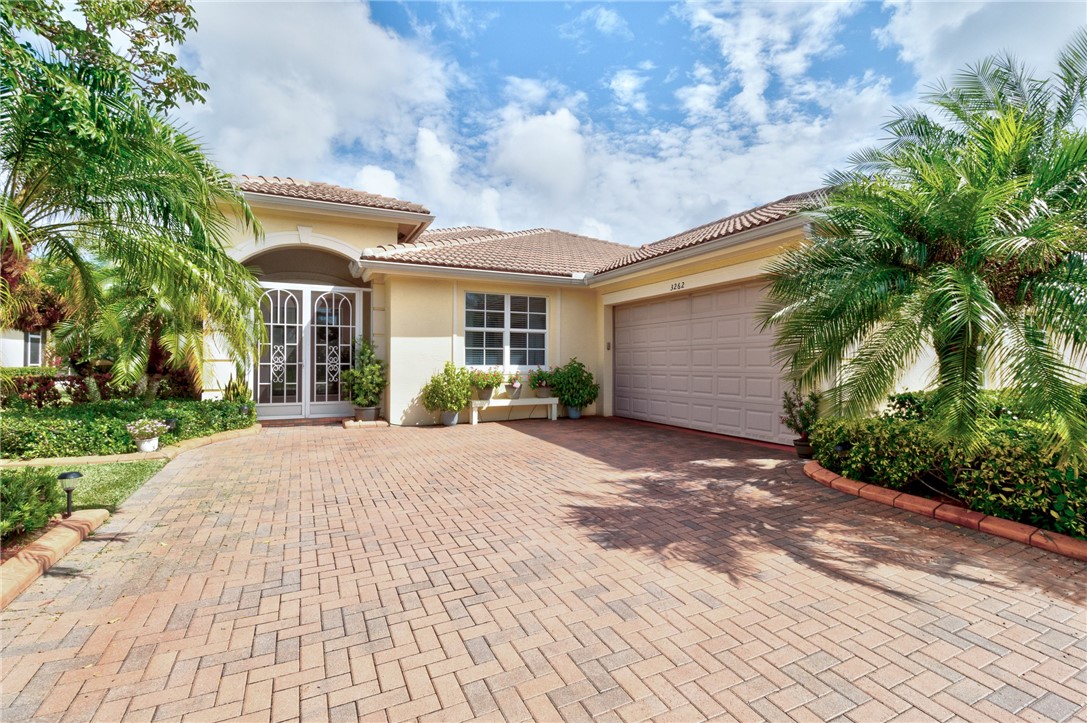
[312, 292, 355, 403]
[254, 284, 366, 420]
[257, 289, 302, 405]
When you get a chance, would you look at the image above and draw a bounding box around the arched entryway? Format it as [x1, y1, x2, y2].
[245, 247, 371, 420]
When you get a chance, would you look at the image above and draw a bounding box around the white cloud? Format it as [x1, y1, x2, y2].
[490, 107, 587, 199]
[876, 1, 1086, 87]
[177, 0, 1084, 249]
[352, 165, 401, 199]
[179, 2, 452, 180]
[560, 6, 634, 43]
[438, 0, 499, 40]
[681, 0, 861, 123]
[608, 69, 650, 113]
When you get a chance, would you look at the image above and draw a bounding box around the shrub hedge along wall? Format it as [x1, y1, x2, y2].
[811, 391, 1086, 539]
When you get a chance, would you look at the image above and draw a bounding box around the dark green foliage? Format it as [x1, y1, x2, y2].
[550, 358, 600, 410]
[343, 340, 386, 408]
[780, 387, 821, 438]
[1, 400, 255, 459]
[812, 417, 939, 490]
[812, 413, 1086, 538]
[0, 467, 64, 540]
[946, 422, 1086, 538]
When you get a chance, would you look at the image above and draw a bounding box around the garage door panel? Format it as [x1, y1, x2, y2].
[717, 375, 742, 397]
[745, 377, 775, 401]
[690, 374, 714, 394]
[614, 280, 789, 444]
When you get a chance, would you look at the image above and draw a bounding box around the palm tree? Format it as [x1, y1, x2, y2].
[1, 1, 263, 383]
[761, 29, 1087, 460]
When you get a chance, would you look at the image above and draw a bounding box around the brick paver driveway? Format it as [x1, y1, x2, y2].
[3, 419, 1085, 722]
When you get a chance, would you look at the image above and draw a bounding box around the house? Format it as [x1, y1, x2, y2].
[208, 176, 840, 444]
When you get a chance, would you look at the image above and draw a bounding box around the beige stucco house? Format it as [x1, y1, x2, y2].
[205, 176, 826, 444]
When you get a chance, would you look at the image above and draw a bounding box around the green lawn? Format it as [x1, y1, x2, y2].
[42, 460, 167, 513]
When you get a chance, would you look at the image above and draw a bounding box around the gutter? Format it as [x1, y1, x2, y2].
[352, 259, 591, 286]
[588, 215, 811, 285]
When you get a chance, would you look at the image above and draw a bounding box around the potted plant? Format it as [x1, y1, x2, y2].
[550, 358, 599, 419]
[127, 418, 168, 453]
[781, 387, 820, 458]
[469, 368, 504, 401]
[528, 368, 553, 398]
[505, 371, 522, 399]
[343, 340, 387, 421]
[421, 362, 472, 426]
[223, 364, 253, 415]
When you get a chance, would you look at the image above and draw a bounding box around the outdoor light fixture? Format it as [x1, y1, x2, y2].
[58, 471, 82, 519]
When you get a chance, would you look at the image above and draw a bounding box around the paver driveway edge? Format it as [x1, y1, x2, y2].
[0, 509, 109, 610]
[803, 461, 1087, 562]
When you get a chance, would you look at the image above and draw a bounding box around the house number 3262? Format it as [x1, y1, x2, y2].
[670, 282, 685, 291]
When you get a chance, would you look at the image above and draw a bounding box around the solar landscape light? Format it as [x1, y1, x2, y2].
[58, 471, 83, 519]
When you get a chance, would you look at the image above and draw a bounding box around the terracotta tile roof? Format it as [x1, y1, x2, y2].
[237, 175, 430, 215]
[362, 227, 632, 277]
[595, 189, 824, 273]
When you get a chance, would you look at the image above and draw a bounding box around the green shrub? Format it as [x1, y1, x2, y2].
[946, 422, 1086, 538]
[811, 413, 1086, 538]
[342, 341, 387, 408]
[0, 400, 255, 459]
[420, 362, 472, 413]
[811, 417, 938, 489]
[1, 467, 65, 540]
[550, 358, 600, 410]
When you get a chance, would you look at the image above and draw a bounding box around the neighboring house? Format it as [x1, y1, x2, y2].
[0, 328, 46, 368]
[206, 176, 830, 444]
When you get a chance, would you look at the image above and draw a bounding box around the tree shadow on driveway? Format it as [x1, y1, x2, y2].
[505, 418, 1087, 604]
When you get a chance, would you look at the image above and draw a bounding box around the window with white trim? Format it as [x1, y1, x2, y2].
[24, 331, 43, 366]
[465, 293, 547, 367]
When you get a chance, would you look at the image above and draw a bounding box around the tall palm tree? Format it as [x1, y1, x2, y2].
[1, 1, 263, 381]
[761, 29, 1087, 460]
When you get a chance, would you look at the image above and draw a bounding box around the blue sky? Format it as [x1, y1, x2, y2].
[180, 1, 1086, 245]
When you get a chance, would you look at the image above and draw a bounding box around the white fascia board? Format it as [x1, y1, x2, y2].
[588, 215, 810, 285]
[243, 191, 435, 227]
[355, 259, 590, 286]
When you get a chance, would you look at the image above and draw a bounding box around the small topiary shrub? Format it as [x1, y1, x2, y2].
[343, 341, 387, 408]
[0, 467, 65, 540]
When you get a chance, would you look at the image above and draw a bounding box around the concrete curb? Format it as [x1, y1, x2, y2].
[0, 424, 262, 469]
[803, 461, 1087, 563]
[1, 509, 110, 610]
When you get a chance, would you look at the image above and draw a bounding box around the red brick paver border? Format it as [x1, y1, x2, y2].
[2, 419, 1085, 722]
[0, 510, 110, 610]
[803, 461, 1087, 563]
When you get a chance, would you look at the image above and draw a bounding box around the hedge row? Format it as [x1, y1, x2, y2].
[0, 467, 64, 540]
[1, 400, 255, 460]
[811, 417, 1086, 539]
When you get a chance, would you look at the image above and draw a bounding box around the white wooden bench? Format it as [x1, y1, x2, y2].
[470, 397, 558, 424]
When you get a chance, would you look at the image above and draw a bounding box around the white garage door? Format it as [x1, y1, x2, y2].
[613, 281, 789, 444]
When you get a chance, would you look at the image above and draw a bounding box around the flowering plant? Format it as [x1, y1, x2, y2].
[506, 371, 521, 387]
[528, 368, 552, 389]
[469, 368, 504, 390]
[126, 418, 168, 441]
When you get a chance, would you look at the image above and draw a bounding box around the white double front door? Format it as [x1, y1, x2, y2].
[255, 283, 365, 420]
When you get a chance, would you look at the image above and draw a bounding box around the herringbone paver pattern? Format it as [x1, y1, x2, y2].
[2, 419, 1085, 722]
